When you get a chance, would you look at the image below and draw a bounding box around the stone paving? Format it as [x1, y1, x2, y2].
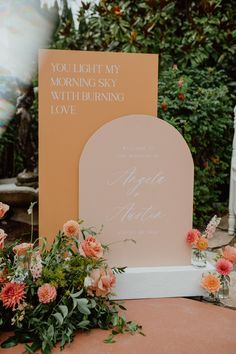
[205, 215, 236, 309]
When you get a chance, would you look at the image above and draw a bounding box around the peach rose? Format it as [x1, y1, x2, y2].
[0, 229, 7, 250]
[195, 237, 208, 251]
[63, 220, 80, 237]
[201, 274, 220, 294]
[79, 235, 103, 259]
[223, 245, 236, 264]
[0, 202, 9, 219]
[13, 243, 33, 256]
[87, 267, 116, 297]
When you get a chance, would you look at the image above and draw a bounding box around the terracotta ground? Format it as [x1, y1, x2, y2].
[0, 298, 236, 354]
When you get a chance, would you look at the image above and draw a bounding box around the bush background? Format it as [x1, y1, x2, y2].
[1, 0, 236, 226]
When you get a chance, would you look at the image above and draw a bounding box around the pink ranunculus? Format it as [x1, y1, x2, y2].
[79, 235, 103, 259]
[216, 258, 233, 276]
[0, 229, 7, 250]
[63, 220, 80, 237]
[37, 283, 57, 304]
[0, 202, 9, 219]
[223, 245, 236, 264]
[13, 243, 33, 256]
[186, 229, 201, 245]
[87, 267, 116, 297]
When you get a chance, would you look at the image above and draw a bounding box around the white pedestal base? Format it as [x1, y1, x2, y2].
[113, 262, 214, 299]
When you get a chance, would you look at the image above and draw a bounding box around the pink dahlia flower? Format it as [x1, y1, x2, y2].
[216, 258, 233, 276]
[38, 283, 57, 304]
[0, 282, 25, 309]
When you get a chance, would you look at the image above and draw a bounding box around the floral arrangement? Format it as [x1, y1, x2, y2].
[186, 213, 236, 301]
[201, 245, 236, 300]
[0, 203, 142, 353]
[186, 215, 221, 267]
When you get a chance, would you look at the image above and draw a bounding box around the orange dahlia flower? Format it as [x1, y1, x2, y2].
[201, 274, 220, 294]
[0, 282, 25, 309]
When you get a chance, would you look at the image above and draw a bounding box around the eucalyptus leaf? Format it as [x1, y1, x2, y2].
[1, 336, 19, 348]
[59, 305, 68, 318]
[53, 312, 64, 325]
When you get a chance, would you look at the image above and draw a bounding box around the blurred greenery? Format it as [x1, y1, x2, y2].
[1, 0, 236, 226]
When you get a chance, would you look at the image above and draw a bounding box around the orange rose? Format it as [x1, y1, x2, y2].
[87, 267, 116, 297]
[79, 235, 103, 260]
[0, 202, 9, 219]
[201, 274, 220, 294]
[196, 237, 208, 251]
[13, 243, 33, 256]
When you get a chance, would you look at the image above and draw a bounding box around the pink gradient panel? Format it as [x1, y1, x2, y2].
[79, 115, 193, 267]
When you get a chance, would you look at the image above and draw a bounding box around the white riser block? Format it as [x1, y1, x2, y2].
[113, 263, 214, 299]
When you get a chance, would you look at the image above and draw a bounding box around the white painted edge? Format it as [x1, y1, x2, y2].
[112, 262, 215, 299]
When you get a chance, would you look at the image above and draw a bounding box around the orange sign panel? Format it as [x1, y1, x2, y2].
[39, 49, 158, 241]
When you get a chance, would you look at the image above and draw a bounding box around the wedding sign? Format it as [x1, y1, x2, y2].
[39, 50, 158, 241]
[79, 115, 194, 267]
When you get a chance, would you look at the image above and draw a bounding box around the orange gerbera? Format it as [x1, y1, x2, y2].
[196, 237, 208, 251]
[201, 274, 220, 294]
[0, 282, 25, 309]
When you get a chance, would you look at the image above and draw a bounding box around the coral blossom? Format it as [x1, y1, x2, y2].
[0, 229, 7, 250]
[13, 243, 33, 256]
[63, 220, 80, 237]
[201, 274, 220, 294]
[0, 282, 25, 309]
[196, 237, 208, 251]
[79, 235, 103, 259]
[0, 202, 9, 218]
[216, 258, 233, 276]
[87, 267, 116, 297]
[38, 283, 57, 304]
[223, 246, 236, 264]
[186, 229, 201, 245]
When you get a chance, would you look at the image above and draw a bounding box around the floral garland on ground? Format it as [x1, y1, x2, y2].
[0, 203, 142, 353]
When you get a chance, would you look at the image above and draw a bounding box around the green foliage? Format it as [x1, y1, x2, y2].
[158, 67, 233, 225]
[0, 225, 141, 353]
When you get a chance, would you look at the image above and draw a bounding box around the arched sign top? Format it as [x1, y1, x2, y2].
[79, 115, 193, 267]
